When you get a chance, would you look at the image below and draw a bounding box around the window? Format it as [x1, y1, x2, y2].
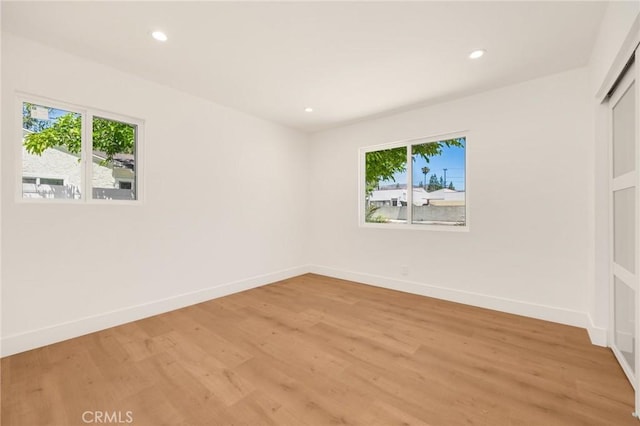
[20, 97, 142, 202]
[361, 134, 467, 229]
[40, 178, 65, 186]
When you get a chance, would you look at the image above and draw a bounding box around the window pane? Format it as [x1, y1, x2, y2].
[614, 277, 635, 373]
[614, 187, 635, 273]
[365, 146, 407, 224]
[411, 138, 466, 226]
[21, 102, 82, 199]
[91, 116, 137, 200]
[613, 82, 635, 178]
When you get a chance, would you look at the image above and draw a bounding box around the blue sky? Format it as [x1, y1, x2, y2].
[379, 140, 466, 190]
[49, 108, 70, 119]
[24, 103, 74, 128]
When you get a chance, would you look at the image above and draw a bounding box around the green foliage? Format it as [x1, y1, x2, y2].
[365, 146, 407, 187]
[365, 204, 388, 223]
[23, 109, 135, 164]
[22, 103, 51, 132]
[427, 174, 442, 192]
[364, 139, 463, 190]
[92, 117, 135, 160]
[448, 182, 455, 190]
[367, 214, 389, 223]
[24, 113, 82, 156]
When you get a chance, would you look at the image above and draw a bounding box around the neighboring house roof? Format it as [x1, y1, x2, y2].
[370, 189, 405, 202]
[427, 188, 456, 197]
[22, 134, 118, 190]
[93, 150, 135, 170]
[371, 188, 464, 204]
[370, 188, 434, 206]
[427, 188, 465, 201]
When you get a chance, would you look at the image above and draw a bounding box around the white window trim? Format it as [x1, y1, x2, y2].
[16, 93, 144, 205]
[358, 130, 470, 232]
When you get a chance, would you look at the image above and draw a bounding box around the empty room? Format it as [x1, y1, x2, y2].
[2, 1, 640, 425]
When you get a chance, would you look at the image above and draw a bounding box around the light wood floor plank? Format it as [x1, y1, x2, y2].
[2, 274, 636, 425]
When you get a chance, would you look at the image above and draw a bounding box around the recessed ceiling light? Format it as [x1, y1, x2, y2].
[469, 49, 485, 59]
[152, 31, 168, 42]
[304, 107, 314, 112]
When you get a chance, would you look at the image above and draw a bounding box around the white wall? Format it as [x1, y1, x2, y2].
[0, 3, 4, 359]
[587, 1, 640, 345]
[589, 1, 640, 95]
[1, 34, 309, 356]
[308, 68, 592, 329]
[4, 7, 635, 356]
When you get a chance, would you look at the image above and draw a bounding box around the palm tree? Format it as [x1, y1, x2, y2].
[421, 166, 430, 189]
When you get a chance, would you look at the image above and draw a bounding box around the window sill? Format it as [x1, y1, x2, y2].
[359, 222, 469, 232]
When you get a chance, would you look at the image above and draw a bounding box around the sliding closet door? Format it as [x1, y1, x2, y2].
[609, 59, 638, 405]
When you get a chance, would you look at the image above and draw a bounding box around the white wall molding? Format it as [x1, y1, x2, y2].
[587, 313, 608, 347]
[2, 265, 607, 356]
[309, 265, 597, 341]
[1, 266, 309, 357]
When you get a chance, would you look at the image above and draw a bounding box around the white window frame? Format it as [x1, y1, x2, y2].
[358, 131, 469, 232]
[16, 93, 144, 205]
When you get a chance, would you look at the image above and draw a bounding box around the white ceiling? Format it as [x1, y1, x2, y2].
[2, 1, 608, 133]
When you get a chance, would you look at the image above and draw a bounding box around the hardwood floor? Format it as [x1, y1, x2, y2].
[2, 274, 636, 425]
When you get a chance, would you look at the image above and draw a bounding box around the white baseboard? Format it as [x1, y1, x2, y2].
[3, 264, 606, 356]
[586, 313, 608, 347]
[1, 266, 309, 357]
[309, 265, 595, 336]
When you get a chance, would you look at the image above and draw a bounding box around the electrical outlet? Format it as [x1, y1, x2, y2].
[400, 265, 409, 276]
